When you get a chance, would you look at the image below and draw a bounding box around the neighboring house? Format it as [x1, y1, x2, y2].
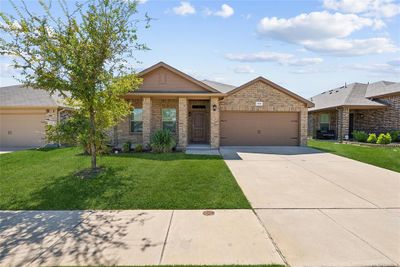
[0, 85, 70, 148]
[113, 62, 313, 149]
[308, 81, 400, 140]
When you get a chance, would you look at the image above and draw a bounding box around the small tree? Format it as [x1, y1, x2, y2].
[0, 0, 149, 170]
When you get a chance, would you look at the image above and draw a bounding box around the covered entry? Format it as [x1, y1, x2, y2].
[220, 112, 299, 146]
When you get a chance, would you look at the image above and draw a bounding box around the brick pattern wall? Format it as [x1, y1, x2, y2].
[220, 81, 309, 146]
[353, 95, 400, 133]
[114, 98, 142, 146]
[210, 97, 220, 148]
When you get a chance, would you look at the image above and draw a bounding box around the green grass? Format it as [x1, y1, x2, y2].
[0, 147, 250, 210]
[308, 139, 400, 172]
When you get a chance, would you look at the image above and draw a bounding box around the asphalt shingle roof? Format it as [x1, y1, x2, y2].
[0, 85, 68, 108]
[201, 80, 236, 93]
[365, 81, 399, 98]
[309, 82, 388, 111]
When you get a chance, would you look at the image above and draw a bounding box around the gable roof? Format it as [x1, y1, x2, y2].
[227, 76, 314, 107]
[365, 81, 400, 98]
[0, 85, 68, 108]
[138, 62, 220, 93]
[201, 80, 236, 93]
[309, 82, 387, 112]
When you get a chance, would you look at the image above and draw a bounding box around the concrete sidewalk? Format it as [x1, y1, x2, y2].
[0, 210, 284, 266]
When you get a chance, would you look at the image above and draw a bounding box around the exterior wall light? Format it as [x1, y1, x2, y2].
[212, 104, 217, 111]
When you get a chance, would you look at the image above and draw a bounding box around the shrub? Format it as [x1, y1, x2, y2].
[134, 144, 143, 153]
[389, 130, 400, 142]
[367, 133, 377, 143]
[352, 130, 368, 142]
[377, 133, 392, 144]
[150, 129, 176, 153]
[123, 141, 132, 153]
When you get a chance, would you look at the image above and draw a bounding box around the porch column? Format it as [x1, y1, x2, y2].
[210, 97, 220, 148]
[299, 108, 308, 146]
[337, 107, 349, 141]
[178, 97, 188, 149]
[142, 97, 152, 145]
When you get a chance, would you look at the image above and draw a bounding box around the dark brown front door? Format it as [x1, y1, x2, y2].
[191, 111, 207, 143]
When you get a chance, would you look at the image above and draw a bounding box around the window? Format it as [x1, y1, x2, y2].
[131, 108, 143, 133]
[162, 108, 176, 132]
[320, 113, 330, 131]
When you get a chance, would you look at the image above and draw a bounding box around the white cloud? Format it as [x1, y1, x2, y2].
[302, 37, 399, 56]
[204, 4, 234, 18]
[172, 1, 196, 16]
[225, 51, 323, 66]
[323, 0, 400, 18]
[233, 65, 255, 73]
[226, 51, 293, 62]
[351, 62, 400, 74]
[256, 11, 399, 56]
[214, 4, 234, 18]
[257, 11, 384, 43]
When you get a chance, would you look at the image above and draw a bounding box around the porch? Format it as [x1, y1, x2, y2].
[309, 106, 388, 141]
[114, 96, 220, 149]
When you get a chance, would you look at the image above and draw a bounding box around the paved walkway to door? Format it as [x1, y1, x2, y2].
[221, 146, 400, 266]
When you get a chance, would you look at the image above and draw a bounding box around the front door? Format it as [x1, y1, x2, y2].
[191, 111, 207, 143]
[349, 113, 354, 138]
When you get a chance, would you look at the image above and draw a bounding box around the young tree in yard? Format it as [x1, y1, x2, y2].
[0, 0, 148, 170]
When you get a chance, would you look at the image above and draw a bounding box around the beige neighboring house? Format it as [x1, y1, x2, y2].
[308, 81, 400, 140]
[0, 85, 69, 148]
[113, 62, 313, 149]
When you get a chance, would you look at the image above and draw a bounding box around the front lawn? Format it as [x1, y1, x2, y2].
[308, 139, 400, 173]
[0, 148, 250, 210]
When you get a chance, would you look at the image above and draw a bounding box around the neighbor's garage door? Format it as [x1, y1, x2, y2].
[220, 112, 299, 146]
[0, 113, 46, 147]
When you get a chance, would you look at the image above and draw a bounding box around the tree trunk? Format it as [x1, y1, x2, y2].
[89, 108, 97, 169]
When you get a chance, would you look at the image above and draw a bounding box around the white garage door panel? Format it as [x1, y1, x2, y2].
[0, 113, 46, 147]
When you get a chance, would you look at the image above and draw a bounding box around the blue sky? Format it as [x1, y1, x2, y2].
[1, 0, 399, 97]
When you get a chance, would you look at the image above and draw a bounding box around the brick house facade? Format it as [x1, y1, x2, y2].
[113, 62, 313, 149]
[308, 82, 400, 140]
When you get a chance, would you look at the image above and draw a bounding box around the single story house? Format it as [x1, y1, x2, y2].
[113, 62, 313, 149]
[308, 81, 400, 140]
[0, 85, 69, 148]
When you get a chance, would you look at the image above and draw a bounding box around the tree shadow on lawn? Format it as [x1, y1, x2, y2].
[104, 151, 222, 161]
[0, 210, 159, 266]
[4, 166, 128, 210]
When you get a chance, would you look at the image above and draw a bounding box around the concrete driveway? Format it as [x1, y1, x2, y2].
[221, 146, 400, 266]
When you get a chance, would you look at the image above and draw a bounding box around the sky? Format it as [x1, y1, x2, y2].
[1, 0, 399, 97]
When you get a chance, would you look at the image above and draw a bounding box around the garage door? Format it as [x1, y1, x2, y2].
[220, 112, 299, 146]
[0, 113, 46, 147]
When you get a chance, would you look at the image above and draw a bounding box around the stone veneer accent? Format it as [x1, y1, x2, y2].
[220, 80, 309, 146]
[337, 107, 349, 140]
[210, 97, 220, 148]
[142, 97, 152, 145]
[178, 97, 188, 149]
